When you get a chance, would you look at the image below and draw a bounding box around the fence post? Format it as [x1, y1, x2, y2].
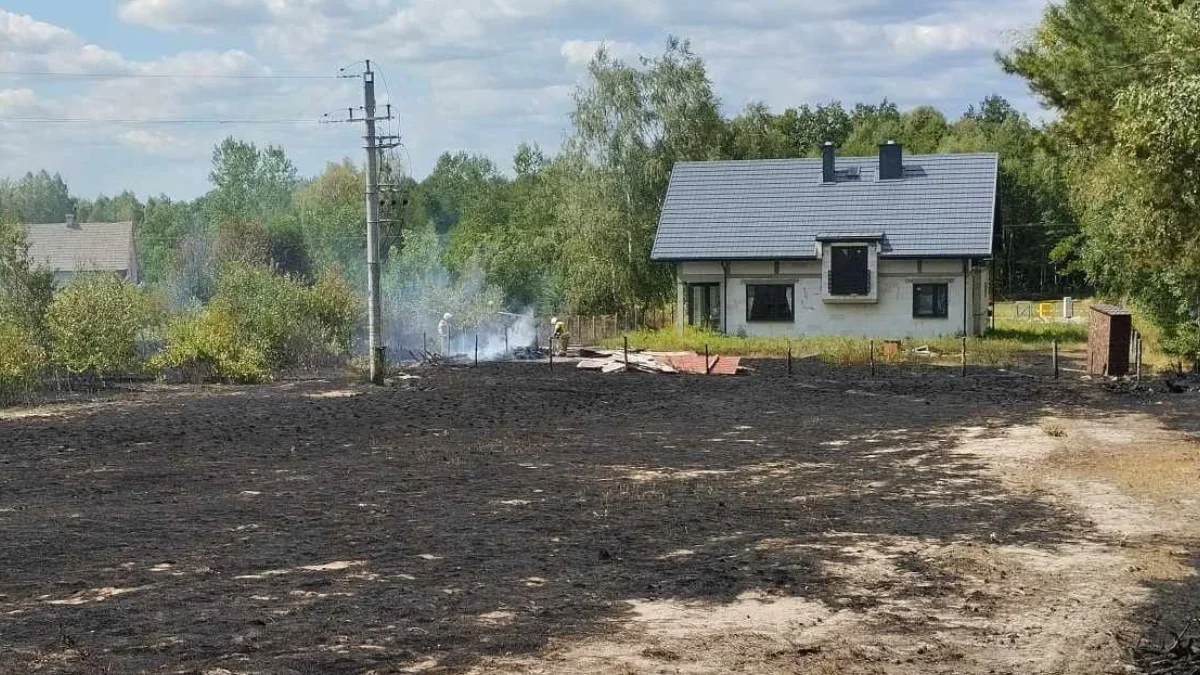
[870, 340, 876, 377]
[961, 336, 967, 377]
[591, 315, 597, 344]
[475, 334, 479, 367]
[787, 341, 793, 376]
[705, 343, 711, 375]
[423, 332, 427, 355]
[624, 336, 630, 371]
[1135, 330, 1142, 384]
[1052, 339, 1059, 379]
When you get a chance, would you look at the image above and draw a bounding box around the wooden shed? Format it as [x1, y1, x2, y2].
[1088, 304, 1132, 377]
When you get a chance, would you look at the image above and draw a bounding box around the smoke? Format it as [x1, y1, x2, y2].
[379, 222, 539, 361]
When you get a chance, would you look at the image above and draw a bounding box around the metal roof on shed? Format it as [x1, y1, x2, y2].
[651, 153, 999, 261]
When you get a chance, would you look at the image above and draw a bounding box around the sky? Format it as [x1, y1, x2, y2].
[0, 0, 1049, 200]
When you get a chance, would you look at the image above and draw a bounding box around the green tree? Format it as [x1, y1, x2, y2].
[204, 138, 298, 229]
[421, 152, 503, 233]
[47, 274, 158, 375]
[728, 102, 791, 159]
[0, 171, 73, 223]
[1005, 0, 1200, 358]
[0, 221, 54, 347]
[565, 36, 725, 312]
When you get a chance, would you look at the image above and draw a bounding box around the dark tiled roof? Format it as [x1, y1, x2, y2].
[651, 153, 998, 260]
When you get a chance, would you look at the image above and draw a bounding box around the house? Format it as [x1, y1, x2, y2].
[24, 215, 139, 285]
[652, 143, 998, 339]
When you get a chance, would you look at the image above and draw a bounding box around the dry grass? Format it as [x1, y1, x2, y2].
[1040, 422, 1068, 438]
[1047, 439, 1200, 503]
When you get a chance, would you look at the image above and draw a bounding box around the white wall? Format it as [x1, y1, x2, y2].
[679, 259, 982, 339]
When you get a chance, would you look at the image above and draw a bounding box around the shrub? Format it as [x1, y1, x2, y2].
[47, 274, 159, 375]
[0, 319, 45, 398]
[153, 263, 360, 382]
[307, 267, 360, 354]
[153, 308, 271, 383]
[210, 263, 309, 368]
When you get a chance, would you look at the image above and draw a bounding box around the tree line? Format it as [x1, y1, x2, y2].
[2, 24, 1195, 368]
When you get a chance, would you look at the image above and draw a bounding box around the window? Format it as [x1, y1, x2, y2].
[828, 246, 871, 295]
[913, 283, 949, 318]
[687, 283, 721, 329]
[746, 284, 794, 322]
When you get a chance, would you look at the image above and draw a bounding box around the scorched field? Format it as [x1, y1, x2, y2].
[2, 362, 1198, 675]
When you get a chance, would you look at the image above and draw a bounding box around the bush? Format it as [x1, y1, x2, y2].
[47, 274, 159, 375]
[0, 319, 45, 398]
[308, 267, 360, 354]
[153, 263, 360, 382]
[153, 308, 271, 383]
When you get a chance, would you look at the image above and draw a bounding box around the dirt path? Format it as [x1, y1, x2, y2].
[474, 392, 1200, 675]
[0, 364, 1196, 674]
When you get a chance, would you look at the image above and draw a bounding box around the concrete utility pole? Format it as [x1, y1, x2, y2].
[362, 61, 384, 384]
[339, 59, 401, 385]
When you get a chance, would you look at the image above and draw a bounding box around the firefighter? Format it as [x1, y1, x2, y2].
[550, 316, 568, 356]
[437, 313, 453, 356]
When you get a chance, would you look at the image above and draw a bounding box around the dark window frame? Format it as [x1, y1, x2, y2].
[912, 283, 950, 318]
[745, 284, 795, 323]
[828, 245, 872, 296]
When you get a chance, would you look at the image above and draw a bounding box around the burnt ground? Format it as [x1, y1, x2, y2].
[0, 362, 1192, 674]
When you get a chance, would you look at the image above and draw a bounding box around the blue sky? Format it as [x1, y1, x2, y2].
[0, 0, 1048, 199]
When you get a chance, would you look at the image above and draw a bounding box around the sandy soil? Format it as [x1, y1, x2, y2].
[0, 362, 1196, 674]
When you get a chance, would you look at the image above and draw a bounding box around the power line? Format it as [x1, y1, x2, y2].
[0, 117, 325, 125]
[0, 70, 338, 80]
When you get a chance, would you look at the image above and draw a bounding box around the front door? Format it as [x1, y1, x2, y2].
[687, 283, 721, 330]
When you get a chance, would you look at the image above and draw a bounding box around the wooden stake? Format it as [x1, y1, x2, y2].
[1052, 339, 1059, 379]
[705, 343, 710, 375]
[1135, 330, 1142, 384]
[870, 340, 876, 377]
[961, 336, 967, 377]
[475, 334, 479, 367]
[787, 342, 793, 376]
[624, 336, 630, 372]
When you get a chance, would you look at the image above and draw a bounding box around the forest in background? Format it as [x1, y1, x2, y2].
[4, 0, 1200, 385]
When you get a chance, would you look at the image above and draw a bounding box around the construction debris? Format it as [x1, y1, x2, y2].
[575, 349, 743, 375]
[405, 349, 446, 366]
[576, 350, 677, 374]
[512, 346, 548, 360]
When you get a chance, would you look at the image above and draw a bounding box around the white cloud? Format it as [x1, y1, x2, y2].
[0, 10, 74, 52]
[0, 87, 37, 114]
[560, 40, 640, 68]
[3, 1, 1051, 197]
[118, 0, 271, 31]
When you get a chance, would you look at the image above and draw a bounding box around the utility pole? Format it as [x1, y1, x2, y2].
[340, 59, 399, 385]
[363, 61, 384, 384]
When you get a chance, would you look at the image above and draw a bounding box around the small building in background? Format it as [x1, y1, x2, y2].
[1087, 304, 1132, 377]
[652, 143, 998, 339]
[23, 215, 139, 285]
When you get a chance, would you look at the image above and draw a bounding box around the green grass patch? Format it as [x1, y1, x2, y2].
[604, 326, 1069, 368]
